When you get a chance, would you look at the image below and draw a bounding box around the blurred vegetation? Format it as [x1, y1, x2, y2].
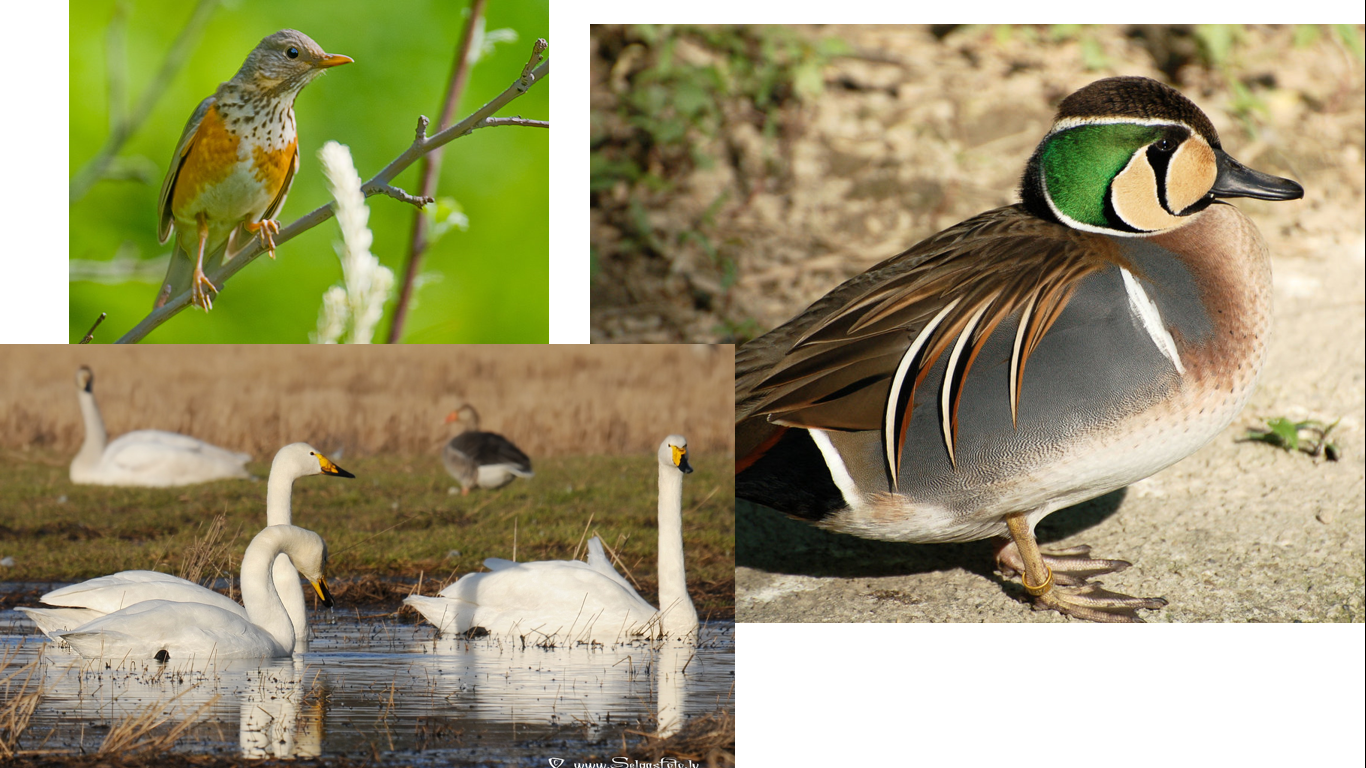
[69, 0, 548, 343]
[590, 25, 848, 340]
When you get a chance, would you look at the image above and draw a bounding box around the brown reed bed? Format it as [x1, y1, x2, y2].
[0, 345, 734, 459]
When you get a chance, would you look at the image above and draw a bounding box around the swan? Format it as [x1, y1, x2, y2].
[55, 524, 333, 661]
[406, 435, 699, 641]
[21, 443, 353, 653]
[441, 404, 533, 495]
[70, 366, 252, 487]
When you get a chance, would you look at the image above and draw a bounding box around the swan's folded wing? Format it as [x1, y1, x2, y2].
[104, 430, 251, 476]
[41, 571, 248, 618]
[585, 537, 644, 599]
[58, 600, 282, 660]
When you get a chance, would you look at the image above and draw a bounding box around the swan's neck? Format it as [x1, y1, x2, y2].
[241, 530, 296, 654]
[656, 464, 698, 638]
[264, 462, 297, 526]
[73, 390, 107, 474]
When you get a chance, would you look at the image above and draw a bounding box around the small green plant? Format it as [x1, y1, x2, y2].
[1243, 417, 1342, 462]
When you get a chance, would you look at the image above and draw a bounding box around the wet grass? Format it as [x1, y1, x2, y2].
[0, 450, 734, 619]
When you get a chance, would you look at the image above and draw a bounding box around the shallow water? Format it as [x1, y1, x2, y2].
[0, 608, 734, 764]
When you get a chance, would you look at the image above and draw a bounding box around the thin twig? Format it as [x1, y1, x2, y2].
[69, 0, 221, 202]
[80, 313, 107, 344]
[115, 51, 550, 344]
[388, 0, 488, 343]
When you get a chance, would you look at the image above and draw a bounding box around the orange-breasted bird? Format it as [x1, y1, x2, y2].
[156, 29, 352, 311]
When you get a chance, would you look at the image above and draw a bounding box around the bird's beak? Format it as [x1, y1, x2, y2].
[317, 53, 353, 69]
[310, 575, 335, 609]
[317, 453, 355, 478]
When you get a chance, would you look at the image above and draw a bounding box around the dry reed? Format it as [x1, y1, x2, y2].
[0, 345, 734, 459]
[0, 644, 44, 759]
[96, 689, 222, 757]
[176, 514, 235, 586]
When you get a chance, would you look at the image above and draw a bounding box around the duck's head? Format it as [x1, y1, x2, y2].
[1021, 76, 1302, 236]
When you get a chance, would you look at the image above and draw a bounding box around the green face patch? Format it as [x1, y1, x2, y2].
[1040, 124, 1166, 228]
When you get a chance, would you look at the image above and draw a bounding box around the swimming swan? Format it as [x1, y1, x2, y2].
[22, 444, 352, 653]
[442, 404, 533, 495]
[406, 435, 699, 641]
[56, 525, 333, 661]
[70, 366, 251, 487]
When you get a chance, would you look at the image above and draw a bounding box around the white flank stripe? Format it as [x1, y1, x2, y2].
[884, 299, 961, 489]
[1120, 267, 1185, 375]
[1009, 297, 1036, 427]
[808, 429, 862, 511]
[939, 301, 992, 467]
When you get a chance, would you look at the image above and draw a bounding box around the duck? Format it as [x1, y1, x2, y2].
[441, 404, 533, 495]
[735, 76, 1303, 622]
[21, 443, 353, 652]
[70, 365, 251, 487]
[55, 524, 333, 661]
[406, 435, 699, 641]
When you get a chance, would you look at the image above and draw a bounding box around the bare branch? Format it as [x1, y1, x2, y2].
[387, 0, 487, 343]
[80, 313, 107, 344]
[115, 47, 550, 344]
[476, 116, 549, 130]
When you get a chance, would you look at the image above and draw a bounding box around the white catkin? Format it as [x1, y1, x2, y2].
[314, 141, 395, 344]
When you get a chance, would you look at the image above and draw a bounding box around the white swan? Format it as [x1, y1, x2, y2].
[56, 524, 332, 661]
[22, 443, 353, 653]
[70, 366, 251, 487]
[406, 435, 699, 641]
[442, 404, 533, 495]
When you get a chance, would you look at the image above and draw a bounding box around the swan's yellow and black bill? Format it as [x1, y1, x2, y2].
[673, 445, 694, 474]
[310, 575, 335, 608]
[313, 452, 355, 479]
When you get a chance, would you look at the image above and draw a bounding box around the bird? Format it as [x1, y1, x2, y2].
[735, 76, 1303, 622]
[155, 29, 352, 311]
[69, 365, 251, 487]
[55, 525, 333, 661]
[26, 443, 353, 652]
[441, 404, 533, 495]
[406, 435, 699, 642]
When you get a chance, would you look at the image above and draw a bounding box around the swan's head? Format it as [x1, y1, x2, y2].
[659, 435, 693, 475]
[276, 525, 335, 609]
[272, 442, 355, 480]
[75, 366, 94, 392]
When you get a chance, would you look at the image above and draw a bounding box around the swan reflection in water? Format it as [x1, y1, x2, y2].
[239, 658, 323, 758]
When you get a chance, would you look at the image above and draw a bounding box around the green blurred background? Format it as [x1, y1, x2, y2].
[69, 0, 549, 343]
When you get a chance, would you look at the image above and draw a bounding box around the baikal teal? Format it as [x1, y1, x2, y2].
[736, 76, 1303, 622]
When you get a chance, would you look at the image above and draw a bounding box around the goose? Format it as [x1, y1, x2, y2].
[406, 435, 699, 641]
[56, 525, 332, 661]
[442, 404, 533, 495]
[21, 443, 353, 653]
[70, 366, 251, 487]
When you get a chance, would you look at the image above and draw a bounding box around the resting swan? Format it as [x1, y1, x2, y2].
[70, 366, 251, 487]
[21, 443, 353, 653]
[442, 404, 533, 495]
[406, 435, 699, 641]
[56, 525, 333, 661]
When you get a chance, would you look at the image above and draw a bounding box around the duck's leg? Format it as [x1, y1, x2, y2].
[999, 512, 1167, 622]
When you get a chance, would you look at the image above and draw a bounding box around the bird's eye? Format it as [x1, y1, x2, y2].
[1155, 138, 1176, 152]
[287, 46, 300, 59]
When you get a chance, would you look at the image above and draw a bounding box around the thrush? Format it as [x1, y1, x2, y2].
[155, 29, 352, 311]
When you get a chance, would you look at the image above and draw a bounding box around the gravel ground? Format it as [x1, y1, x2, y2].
[663, 25, 1366, 622]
